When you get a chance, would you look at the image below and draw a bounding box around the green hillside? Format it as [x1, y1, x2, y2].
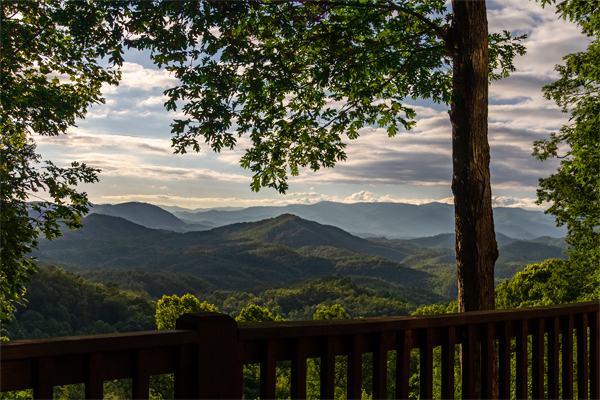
[4, 268, 447, 341]
[31, 212, 568, 310]
[213, 213, 408, 262]
[36, 214, 432, 291]
[5, 267, 156, 340]
[89, 202, 211, 232]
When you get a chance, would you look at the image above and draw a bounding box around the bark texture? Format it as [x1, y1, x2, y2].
[449, 2, 499, 398]
[450, 0, 498, 314]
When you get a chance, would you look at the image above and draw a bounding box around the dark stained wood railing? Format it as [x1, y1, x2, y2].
[1, 301, 598, 399]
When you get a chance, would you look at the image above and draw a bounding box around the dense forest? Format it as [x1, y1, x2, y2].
[4, 267, 442, 340]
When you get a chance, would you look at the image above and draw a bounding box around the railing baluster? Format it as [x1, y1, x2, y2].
[395, 330, 413, 400]
[531, 317, 545, 400]
[515, 319, 528, 399]
[132, 349, 150, 400]
[291, 338, 308, 400]
[373, 331, 393, 399]
[547, 316, 560, 399]
[347, 334, 363, 400]
[498, 321, 511, 400]
[576, 312, 589, 399]
[320, 335, 336, 400]
[33, 357, 54, 400]
[441, 325, 456, 399]
[561, 314, 574, 399]
[481, 322, 496, 399]
[174, 343, 196, 399]
[419, 328, 434, 400]
[590, 310, 600, 399]
[462, 324, 477, 399]
[85, 353, 104, 400]
[260, 339, 277, 400]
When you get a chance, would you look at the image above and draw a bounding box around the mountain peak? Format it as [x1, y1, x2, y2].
[89, 202, 210, 232]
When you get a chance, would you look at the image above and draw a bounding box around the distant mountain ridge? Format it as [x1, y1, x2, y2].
[40, 200, 567, 239]
[168, 201, 565, 239]
[88, 202, 212, 232]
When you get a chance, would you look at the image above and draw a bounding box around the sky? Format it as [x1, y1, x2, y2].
[35, 1, 589, 211]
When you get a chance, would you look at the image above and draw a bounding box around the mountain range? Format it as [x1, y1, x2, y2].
[37, 208, 567, 298]
[88, 201, 566, 239]
[88, 202, 213, 232]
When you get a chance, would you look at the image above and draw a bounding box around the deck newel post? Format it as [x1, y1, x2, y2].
[175, 312, 240, 399]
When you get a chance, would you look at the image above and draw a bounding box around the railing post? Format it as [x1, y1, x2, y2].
[175, 313, 241, 399]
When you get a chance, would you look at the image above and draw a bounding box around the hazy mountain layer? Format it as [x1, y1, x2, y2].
[89, 202, 212, 232]
[169, 201, 566, 239]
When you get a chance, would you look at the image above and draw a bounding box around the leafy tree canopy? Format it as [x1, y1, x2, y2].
[534, 0, 600, 276]
[1, 1, 128, 324]
[412, 301, 458, 316]
[313, 304, 350, 320]
[155, 294, 220, 330]
[236, 304, 284, 322]
[495, 258, 598, 309]
[130, 0, 525, 193]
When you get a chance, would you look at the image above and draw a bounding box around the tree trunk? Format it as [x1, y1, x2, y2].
[449, 1, 499, 398]
[450, 0, 497, 316]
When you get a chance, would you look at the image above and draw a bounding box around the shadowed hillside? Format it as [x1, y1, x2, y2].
[36, 214, 431, 292]
[89, 202, 211, 232]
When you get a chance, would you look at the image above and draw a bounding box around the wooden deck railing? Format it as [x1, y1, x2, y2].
[1, 301, 598, 399]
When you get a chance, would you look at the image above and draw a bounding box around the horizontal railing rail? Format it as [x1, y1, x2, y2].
[1, 301, 598, 399]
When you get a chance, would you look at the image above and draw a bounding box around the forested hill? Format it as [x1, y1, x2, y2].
[36, 214, 431, 291]
[5, 269, 447, 340]
[6, 267, 156, 340]
[88, 202, 212, 232]
[211, 213, 406, 262]
[36, 213, 567, 299]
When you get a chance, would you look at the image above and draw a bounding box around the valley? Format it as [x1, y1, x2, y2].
[8, 201, 568, 340]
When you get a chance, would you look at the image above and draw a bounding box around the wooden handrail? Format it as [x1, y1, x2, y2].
[1, 301, 598, 399]
[236, 301, 599, 340]
[0, 330, 198, 360]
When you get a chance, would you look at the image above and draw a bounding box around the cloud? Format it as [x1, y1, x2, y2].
[98, 193, 325, 209]
[36, 130, 172, 155]
[138, 95, 169, 107]
[87, 156, 250, 183]
[345, 190, 379, 202]
[101, 62, 179, 94]
[492, 196, 542, 209]
[287, 191, 320, 197]
[340, 191, 454, 205]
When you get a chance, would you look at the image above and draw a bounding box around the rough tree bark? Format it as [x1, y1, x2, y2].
[450, 0, 498, 315]
[449, 1, 499, 398]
